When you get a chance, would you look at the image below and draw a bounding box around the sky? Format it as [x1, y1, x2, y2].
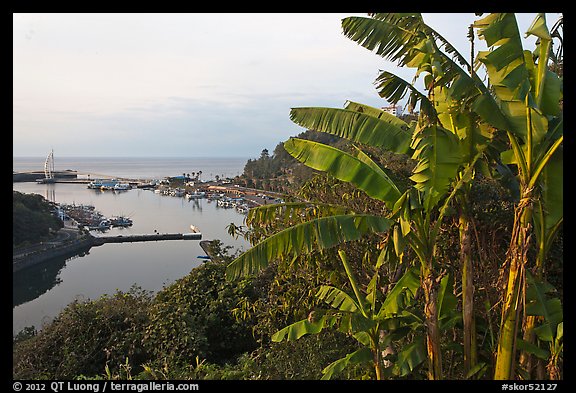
[13, 13, 559, 158]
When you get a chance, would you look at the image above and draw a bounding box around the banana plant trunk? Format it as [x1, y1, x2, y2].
[494, 201, 533, 379]
[519, 232, 547, 378]
[459, 212, 477, 374]
[422, 267, 443, 380]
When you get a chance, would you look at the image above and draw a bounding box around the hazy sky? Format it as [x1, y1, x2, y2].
[13, 13, 555, 158]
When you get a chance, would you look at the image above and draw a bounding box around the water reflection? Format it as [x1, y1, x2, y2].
[13, 246, 92, 308]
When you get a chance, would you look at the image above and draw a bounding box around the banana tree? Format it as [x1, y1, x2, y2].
[472, 13, 563, 379]
[342, 13, 563, 379]
[339, 13, 506, 375]
[272, 251, 425, 380]
[232, 96, 478, 379]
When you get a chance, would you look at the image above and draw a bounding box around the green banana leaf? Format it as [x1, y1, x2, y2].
[353, 146, 402, 196]
[374, 71, 436, 121]
[393, 336, 427, 377]
[525, 271, 563, 343]
[226, 214, 392, 280]
[516, 338, 550, 360]
[272, 315, 335, 342]
[535, 146, 563, 237]
[284, 138, 401, 206]
[317, 285, 360, 313]
[437, 274, 461, 330]
[341, 16, 419, 65]
[289, 107, 412, 154]
[474, 13, 558, 144]
[321, 347, 373, 380]
[409, 125, 464, 210]
[377, 266, 420, 318]
[344, 100, 410, 131]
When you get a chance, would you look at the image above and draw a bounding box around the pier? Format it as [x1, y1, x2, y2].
[91, 232, 202, 246]
[14, 228, 202, 272]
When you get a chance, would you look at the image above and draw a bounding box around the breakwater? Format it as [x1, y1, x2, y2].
[13, 171, 78, 182]
[13, 234, 94, 272]
[91, 232, 202, 246]
[13, 232, 202, 273]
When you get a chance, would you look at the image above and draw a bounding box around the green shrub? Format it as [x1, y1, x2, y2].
[142, 256, 258, 367]
[13, 286, 152, 379]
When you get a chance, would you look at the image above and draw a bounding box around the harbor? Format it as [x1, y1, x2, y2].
[12, 154, 257, 333]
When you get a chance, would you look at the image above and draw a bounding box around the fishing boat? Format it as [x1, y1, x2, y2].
[110, 216, 133, 227]
[86, 219, 111, 231]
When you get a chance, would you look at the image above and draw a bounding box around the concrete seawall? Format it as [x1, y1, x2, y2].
[13, 232, 203, 273]
[13, 235, 95, 273]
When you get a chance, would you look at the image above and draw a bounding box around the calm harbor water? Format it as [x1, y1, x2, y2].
[13, 157, 251, 335]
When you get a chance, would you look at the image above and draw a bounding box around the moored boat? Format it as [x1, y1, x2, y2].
[114, 182, 132, 191]
[110, 216, 133, 227]
[186, 190, 206, 199]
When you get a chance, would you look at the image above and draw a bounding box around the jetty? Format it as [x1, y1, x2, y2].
[14, 228, 202, 272]
[91, 232, 201, 246]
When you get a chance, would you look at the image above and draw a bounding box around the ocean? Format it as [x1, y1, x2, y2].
[12, 156, 252, 335]
[13, 156, 249, 181]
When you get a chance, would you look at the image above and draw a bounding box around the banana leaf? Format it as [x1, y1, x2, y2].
[377, 266, 420, 318]
[226, 214, 392, 280]
[525, 271, 563, 343]
[393, 336, 427, 377]
[246, 202, 354, 228]
[437, 273, 461, 330]
[321, 347, 373, 380]
[409, 125, 464, 210]
[317, 285, 360, 313]
[289, 107, 412, 154]
[344, 100, 410, 131]
[272, 315, 335, 342]
[284, 138, 401, 206]
[374, 71, 436, 121]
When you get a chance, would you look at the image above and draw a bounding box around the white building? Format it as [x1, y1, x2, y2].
[382, 104, 403, 117]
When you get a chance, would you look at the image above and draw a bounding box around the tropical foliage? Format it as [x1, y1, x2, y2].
[227, 12, 562, 380]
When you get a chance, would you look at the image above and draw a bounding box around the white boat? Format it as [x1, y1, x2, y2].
[186, 191, 205, 199]
[114, 182, 132, 191]
[88, 179, 119, 190]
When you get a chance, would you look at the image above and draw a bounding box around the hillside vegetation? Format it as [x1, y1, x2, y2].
[13, 191, 63, 248]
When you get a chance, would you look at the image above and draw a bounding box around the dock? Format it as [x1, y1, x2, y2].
[91, 232, 202, 246]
